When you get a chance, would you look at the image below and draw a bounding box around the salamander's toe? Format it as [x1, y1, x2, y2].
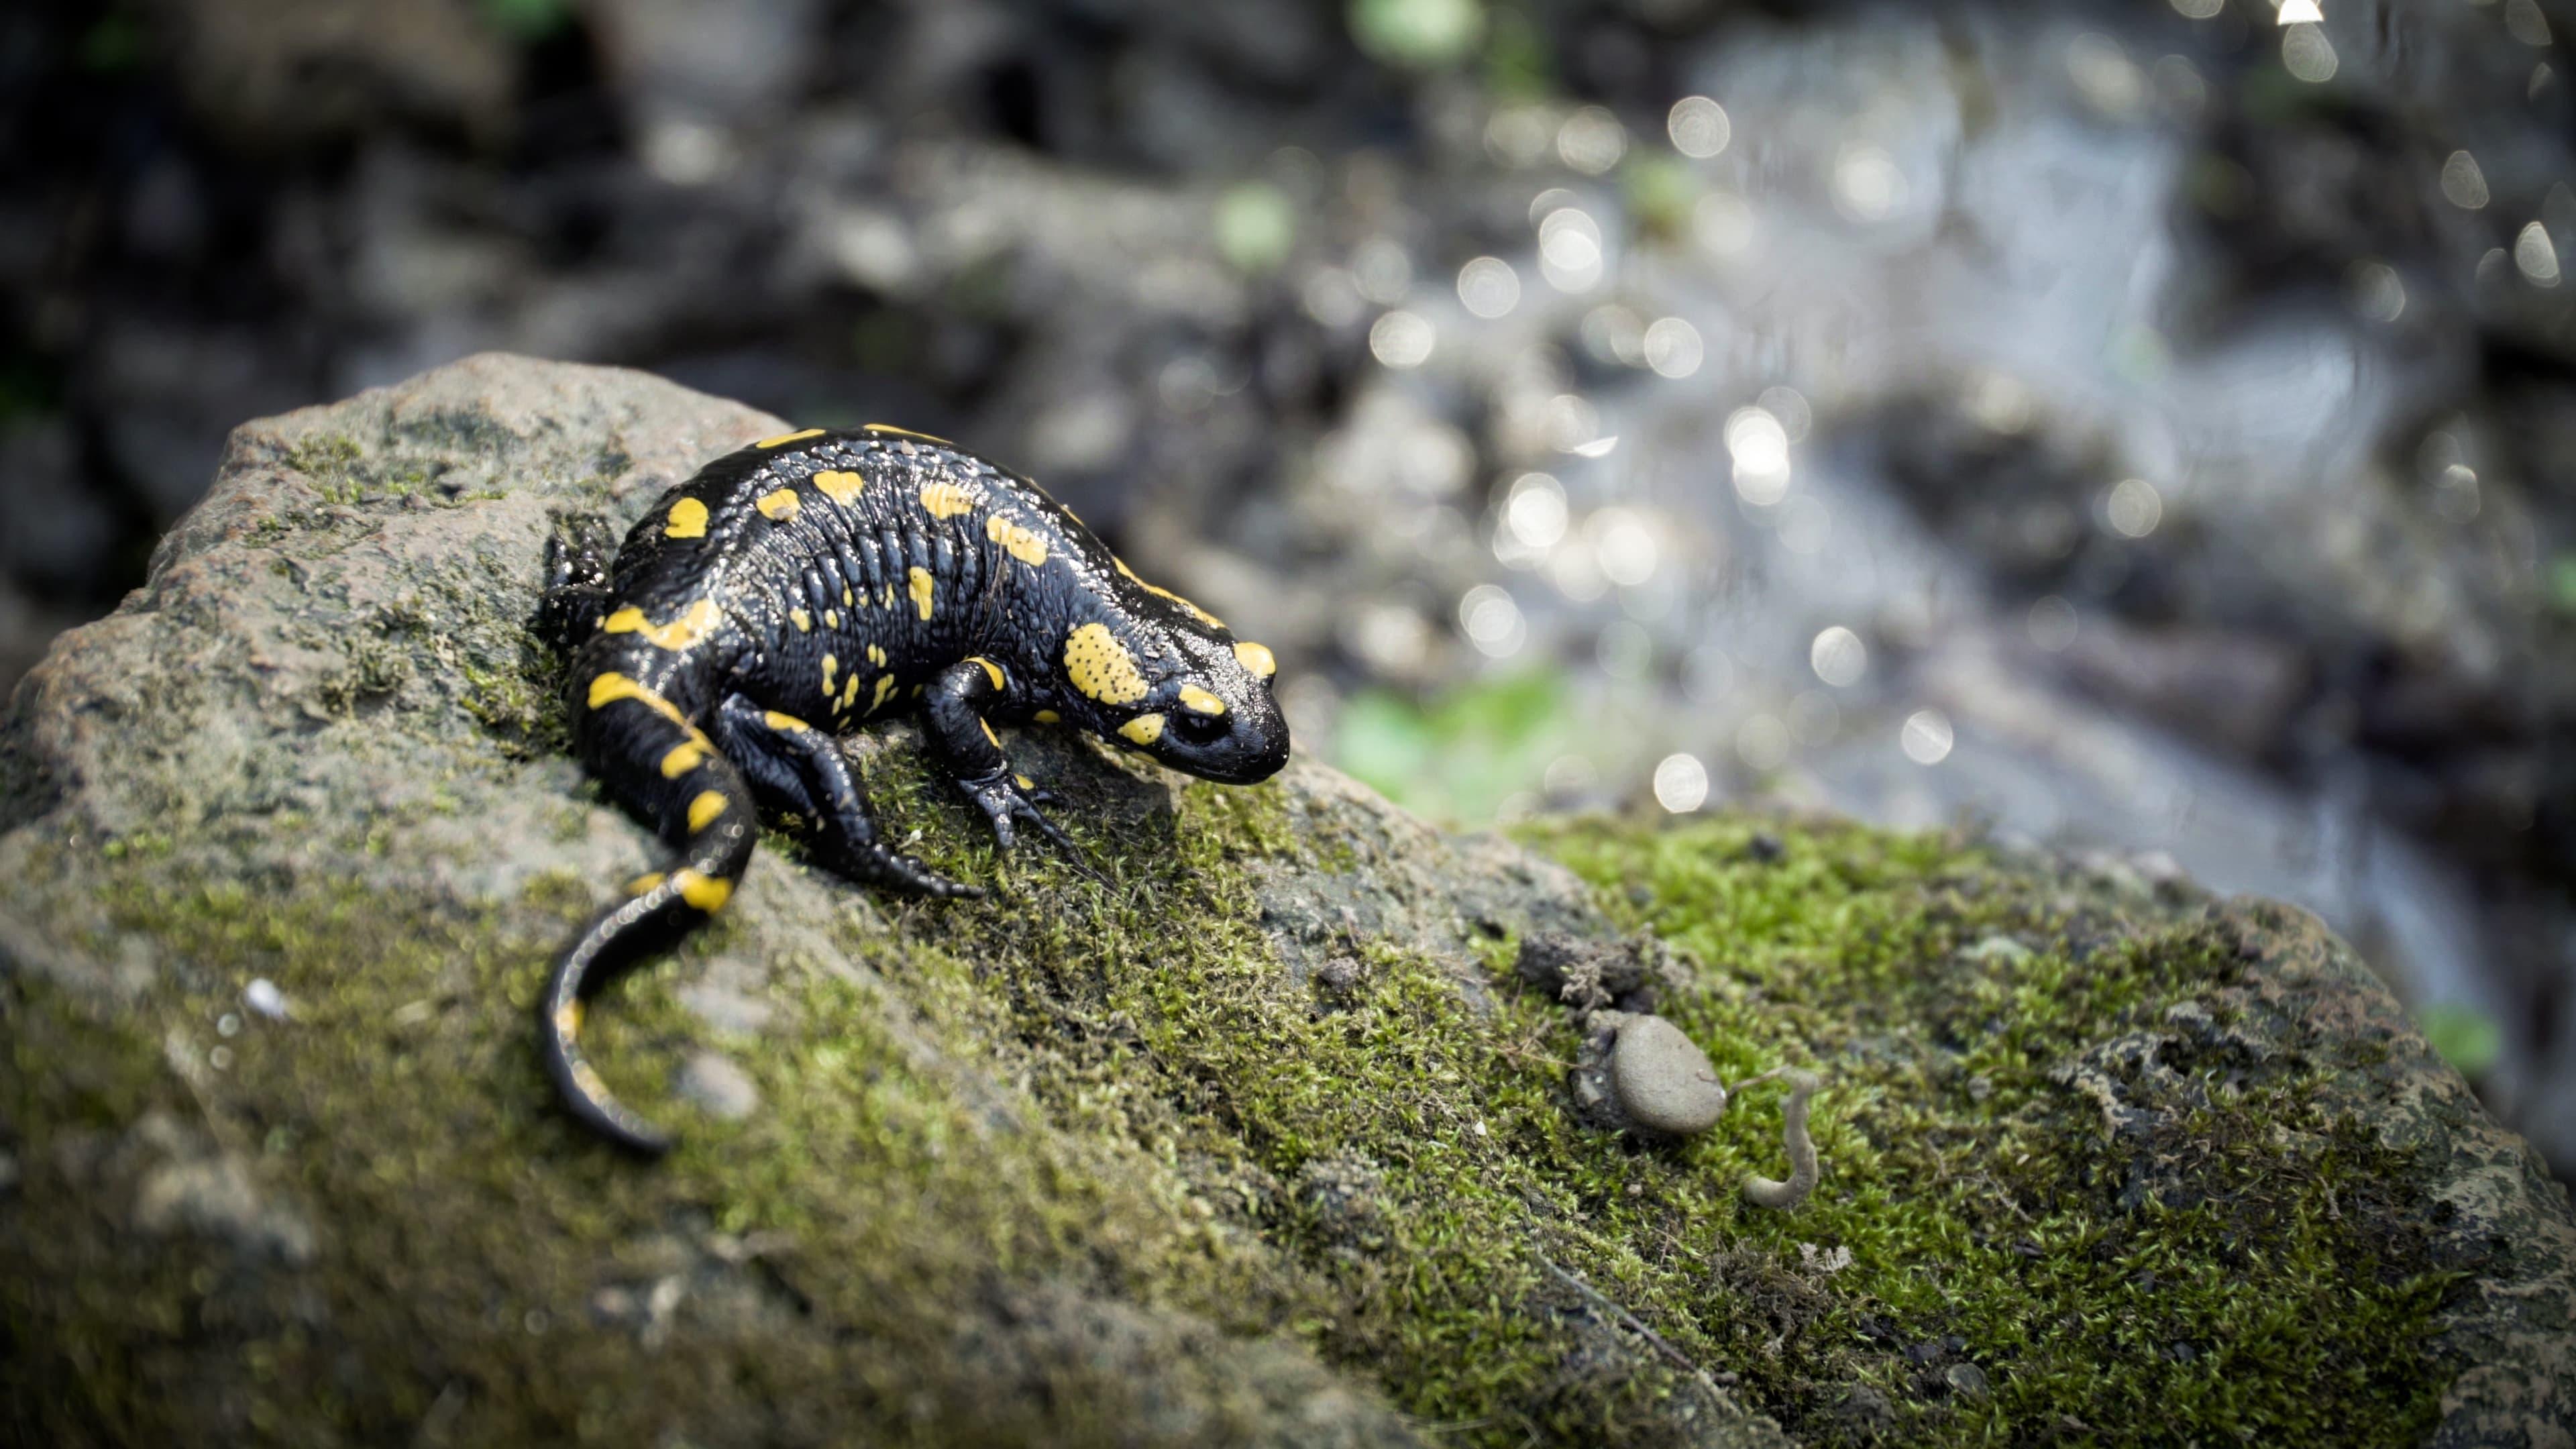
[828, 841, 981, 898]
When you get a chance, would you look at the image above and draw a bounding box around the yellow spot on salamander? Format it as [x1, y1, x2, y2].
[822, 654, 839, 698]
[602, 598, 723, 651]
[843, 586, 855, 606]
[812, 469, 864, 504]
[674, 868, 733, 913]
[868, 643, 888, 667]
[757, 488, 802, 521]
[908, 566, 935, 620]
[659, 741, 706, 778]
[985, 514, 1049, 565]
[686, 790, 728, 832]
[764, 710, 810, 732]
[1115, 557, 1223, 628]
[1034, 709, 1061, 724]
[840, 673, 863, 712]
[1014, 774, 1034, 791]
[1179, 684, 1227, 716]
[665, 497, 708, 539]
[756, 428, 824, 448]
[587, 672, 690, 727]
[870, 675, 897, 713]
[824, 609, 840, 630]
[1063, 623, 1148, 704]
[626, 872, 665, 896]
[790, 607, 811, 633]
[1232, 640, 1277, 678]
[918, 481, 979, 519]
[864, 422, 951, 444]
[980, 718, 1000, 749]
[969, 657, 1006, 691]
[1120, 713, 1166, 745]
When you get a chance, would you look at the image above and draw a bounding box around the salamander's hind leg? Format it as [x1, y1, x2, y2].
[537, 513, 619, 651]
[709, 693, 982, 899]
[924, 657, 1079, 857]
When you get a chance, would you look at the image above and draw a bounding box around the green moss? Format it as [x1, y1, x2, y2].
[4, 845, 1316, 1445]
[1514, 813, 2459, 1446]
[283, 434, 366, 502]
[313, 636, 415, 715]
[3, 764, 2465, 1446]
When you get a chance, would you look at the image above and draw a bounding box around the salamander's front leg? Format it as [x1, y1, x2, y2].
[709, 693, 980, 898]
[924, 657, 1076, 855]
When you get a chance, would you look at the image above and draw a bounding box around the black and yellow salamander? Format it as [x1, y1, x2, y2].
[534, 423, 1288, 1154]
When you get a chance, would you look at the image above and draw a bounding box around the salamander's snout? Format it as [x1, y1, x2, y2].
[1147, 681, 1289, 784]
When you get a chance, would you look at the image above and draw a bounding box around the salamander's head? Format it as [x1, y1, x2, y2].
[1058, 584, 1289, 786]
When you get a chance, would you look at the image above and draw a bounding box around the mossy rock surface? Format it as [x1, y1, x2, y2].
[2, 354, 2569, 1448]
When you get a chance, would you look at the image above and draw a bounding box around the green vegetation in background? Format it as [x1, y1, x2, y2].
[2416, 1001, 2504, 1077]
[1330, 666, 1578, 823]
[474, 0, 574, 43]
[2547, 552, 2576, 616]
[1349, 0, 1487, 70]
[1214, 182, 1297, 275]
[77, 12, 144, 73]
[0, 354, 65, 429]
[1479, 7, 1555, 101]
[1622, 154, 1701, 242]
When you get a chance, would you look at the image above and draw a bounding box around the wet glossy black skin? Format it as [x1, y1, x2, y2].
[535, 425, 1288, 1153]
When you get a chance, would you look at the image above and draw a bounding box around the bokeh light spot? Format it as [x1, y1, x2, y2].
[1831, 143, 1906, 221]
[1557, 107, 1627, 174]
[1369, 311, 1436, 368]
[1652, 753, 1709, 812]
[2442, 151, 2491, 210]
[1667, 96, 1731, 158]
[2516, 221, 2561, 286]
[2106, 478, 2163, 537]
[1644, 317, 1703, 378]
[1456, 256, 1521, 318]
[2282, 24, 2337, 84]
[1458, 584, 1525, 657]
[1504, 472, 1568, 548]
[1900, 708, 1955, 765]
[1810, 626, 1867, 686]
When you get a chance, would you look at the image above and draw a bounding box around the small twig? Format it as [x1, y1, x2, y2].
[1536, 1252, 1730, 1407]
[1741, 1070, 1822, 1211]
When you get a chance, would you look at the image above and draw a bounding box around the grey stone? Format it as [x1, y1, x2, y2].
[675, 1053, 761, 1122]
[1607, 1016, 1729, 1136]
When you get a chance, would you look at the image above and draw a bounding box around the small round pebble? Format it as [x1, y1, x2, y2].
[1608, 1016, 1727, 1134]
[1945, 1362, 1990, 1400]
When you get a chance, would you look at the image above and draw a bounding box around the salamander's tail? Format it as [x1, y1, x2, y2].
[541, 667, 759, 1155]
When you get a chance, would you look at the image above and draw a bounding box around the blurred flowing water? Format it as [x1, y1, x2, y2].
[1282, 7, 2573, 1164]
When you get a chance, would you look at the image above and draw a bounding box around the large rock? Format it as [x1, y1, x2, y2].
[1, 355, 2569, 1447]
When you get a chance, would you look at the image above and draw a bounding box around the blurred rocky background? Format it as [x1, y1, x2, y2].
[3, 0, 2571, 1169]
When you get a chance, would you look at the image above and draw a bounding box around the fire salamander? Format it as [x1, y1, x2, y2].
[535, 423, 1289, 1154]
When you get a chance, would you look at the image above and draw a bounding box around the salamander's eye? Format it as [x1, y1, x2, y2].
[1170, 707, 1229, 745]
